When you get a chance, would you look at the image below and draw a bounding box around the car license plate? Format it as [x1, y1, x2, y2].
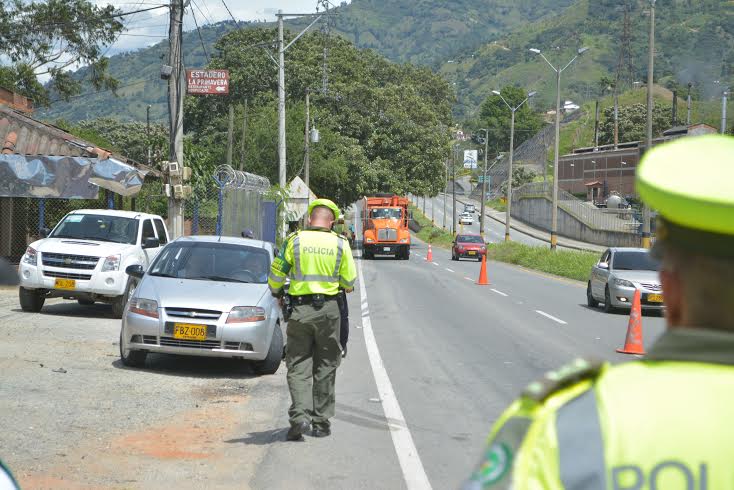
[468, 251, 476, 255]
[173, 323, 207, 341]
[383, 247, 391, 252]
[54, 278, 76, 290]
[648, 293, 664, 303]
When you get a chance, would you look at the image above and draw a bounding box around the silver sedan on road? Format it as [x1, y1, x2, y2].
[120, 236, 284, 374]
[587, 247, 664, 313]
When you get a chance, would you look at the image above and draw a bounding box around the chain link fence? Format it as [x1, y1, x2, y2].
[1, 166, 272, 263]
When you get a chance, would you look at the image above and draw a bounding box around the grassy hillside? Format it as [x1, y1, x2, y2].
[445, 0, 734, 118]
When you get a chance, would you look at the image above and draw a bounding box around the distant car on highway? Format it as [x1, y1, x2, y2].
[452, 234, 486, 261]
[120, 235, 284, 375]
[459, 212, 474, 225]
[464, 204, 476, 214]
[587, 247, 663, 313]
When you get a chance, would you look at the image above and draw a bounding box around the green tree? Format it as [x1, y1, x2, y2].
[185, 28, 454, 207]
[0, 0, 123, 106]
[599, 103, 673, 145]
[478, 86, 543, 156]
[500, 166, 537, 197]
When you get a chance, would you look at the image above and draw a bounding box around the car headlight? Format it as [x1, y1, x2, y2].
[613, 278, 635, 288]
[102, 254, 121, 272]
[399, 238, 409, 243]
[128, 297, 159, 318]
[22, 246, 38, 266]
[227, 306, 266, 323]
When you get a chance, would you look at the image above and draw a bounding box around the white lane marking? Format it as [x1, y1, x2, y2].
[432, 262, 439, 266]
[490, 288, 508, 297]
[357, 259, 433, 490]
[464, 276, 473, 281]
[535, 310, 568, 325]
[445, 268, 454, 273]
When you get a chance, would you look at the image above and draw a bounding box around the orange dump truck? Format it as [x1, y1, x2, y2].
[361, 194, 411, 260]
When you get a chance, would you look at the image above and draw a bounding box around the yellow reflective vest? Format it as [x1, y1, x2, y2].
[464, 328, 734, 490]
[269, 228, 357, 296]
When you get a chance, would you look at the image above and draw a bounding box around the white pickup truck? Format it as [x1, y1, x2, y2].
[18, 209, 169, 317]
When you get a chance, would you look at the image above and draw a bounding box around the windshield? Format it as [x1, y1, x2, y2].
[370, 208, 402, 219]
[149, 241, 271, 284]
[50, 214, 138, 244]
[457, 235, 483, 244]
[612, 251, 659, 271]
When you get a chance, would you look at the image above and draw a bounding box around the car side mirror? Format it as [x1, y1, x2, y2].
[143, 237, 160, 249]
[598, 262, 609, 270]
[125, 264, 145, 279]
[39, 227, 50, 238]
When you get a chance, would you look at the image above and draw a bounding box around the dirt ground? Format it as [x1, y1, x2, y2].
[0, 287, 289, 490]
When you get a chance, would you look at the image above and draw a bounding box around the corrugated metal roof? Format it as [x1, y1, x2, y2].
[0, 104, 160, 177]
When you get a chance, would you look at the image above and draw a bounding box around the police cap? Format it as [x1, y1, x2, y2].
[636, 134, 734, 258]
[308, 198, 341, 220]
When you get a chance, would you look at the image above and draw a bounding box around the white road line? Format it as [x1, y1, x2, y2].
[490, 288, 508, 297]
[464, 276, 473, 281]
[535, 310, 568, 325]
[432, 262, 439, 266]
[445, 268, 454, 273]
[357, 260, 433, 490]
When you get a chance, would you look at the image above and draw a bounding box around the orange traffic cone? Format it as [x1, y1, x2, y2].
[476, 254, 489, 285]
[616, 289, 645, 355]
[426, 244, 433, 262]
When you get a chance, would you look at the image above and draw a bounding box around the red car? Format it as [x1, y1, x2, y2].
[451, 234, 486, 261]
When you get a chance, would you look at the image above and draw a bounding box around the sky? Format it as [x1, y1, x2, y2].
[98, 0, 350, 56]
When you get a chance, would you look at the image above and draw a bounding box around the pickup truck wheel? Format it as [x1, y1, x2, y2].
[111, 278, 135, 319]
[19, 287, 45, 312]
[403, 248, 410, 260]
[253, 324, 283, 375]
[119, 331, 147, 367]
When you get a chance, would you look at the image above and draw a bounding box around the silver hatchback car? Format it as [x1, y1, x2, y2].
[587, 247, 664, 313]
[119, 236, 284, 374]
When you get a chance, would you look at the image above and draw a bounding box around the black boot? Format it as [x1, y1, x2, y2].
[286, 420, 310, 441]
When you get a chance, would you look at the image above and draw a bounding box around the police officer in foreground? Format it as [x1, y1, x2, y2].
[463, 134, 734, 489]
[269, 198, 357, 441]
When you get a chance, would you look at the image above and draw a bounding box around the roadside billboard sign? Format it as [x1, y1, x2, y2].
[186, 69, 229, 95]
[463, 150, 478, 169]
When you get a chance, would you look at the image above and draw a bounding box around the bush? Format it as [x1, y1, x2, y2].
[487, 241, 598, 282]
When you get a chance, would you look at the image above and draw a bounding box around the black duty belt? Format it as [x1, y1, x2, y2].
[288, 294, 339, 306]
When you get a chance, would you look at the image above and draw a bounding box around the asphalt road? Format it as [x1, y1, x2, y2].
[0, 236, 667, 489]
[419, 194, 550, 247]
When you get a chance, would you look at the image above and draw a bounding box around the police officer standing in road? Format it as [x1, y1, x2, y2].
[269, 198, 357, 441]
[463, 134, 734, 489]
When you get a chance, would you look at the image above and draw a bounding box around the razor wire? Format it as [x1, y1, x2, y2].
[212, 165, 270, 236]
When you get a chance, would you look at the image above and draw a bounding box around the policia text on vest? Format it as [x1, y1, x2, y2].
[268, 199, 357, 441]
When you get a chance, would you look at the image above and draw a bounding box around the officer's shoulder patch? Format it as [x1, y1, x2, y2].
[522, 358, 604, 402]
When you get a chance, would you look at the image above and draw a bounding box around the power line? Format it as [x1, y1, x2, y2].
[46, 78, 155, 105]
[189, 3, 211, 64]
[190, 0, 213, 25]
[220, 0, 238, 25]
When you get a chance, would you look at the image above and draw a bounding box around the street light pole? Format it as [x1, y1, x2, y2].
[642, 0, 655, 249]
[721, 89, 729, 134]
[530, 46, 588, 250]
[479, 128, 489, 236]
[452, 145, 458, 235]
[443, 161, 447, 230]
[492, 90, 536, 242]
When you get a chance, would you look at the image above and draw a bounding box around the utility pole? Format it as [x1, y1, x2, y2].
[239, 99, 247, 171]
[443, 162, 447, 230]
[642, 0, 655, 249]
[146, 104, 151, 166]
[594, 100, 600, 149]
[686, 83, 692, 125]
[226, 104, 234, 167]
[614, 91, 619, 148]
[277, 10, 287, 189]
[167, 0, 185, 239]
[304, 89, 310, 187]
